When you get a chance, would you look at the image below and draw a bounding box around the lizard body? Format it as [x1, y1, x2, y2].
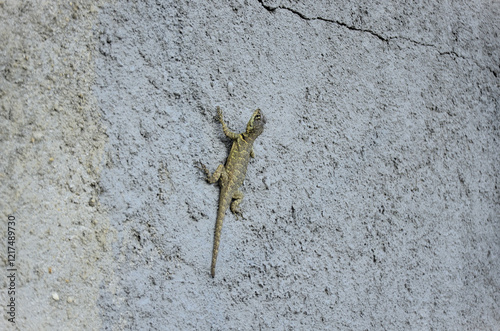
[200, 107, 266, 278]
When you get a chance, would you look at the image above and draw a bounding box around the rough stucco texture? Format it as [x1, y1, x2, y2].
[1, 0, 499, 330]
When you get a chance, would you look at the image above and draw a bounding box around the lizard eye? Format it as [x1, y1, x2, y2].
[254, 114, 261, 121]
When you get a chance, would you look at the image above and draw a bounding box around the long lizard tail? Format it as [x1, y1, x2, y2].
[211, 212, 224, 278]
[211, 198, 229, 278]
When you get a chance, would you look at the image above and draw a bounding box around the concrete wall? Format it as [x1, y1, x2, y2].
[1, 0, 499, 329]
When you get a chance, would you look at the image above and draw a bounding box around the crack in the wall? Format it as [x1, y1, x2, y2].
[258, 0, 498, 77]
[258, 0, 388, 42]
[259, 1, 444, 50]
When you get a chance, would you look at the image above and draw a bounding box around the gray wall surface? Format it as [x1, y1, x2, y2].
[1, 0, 499, 329]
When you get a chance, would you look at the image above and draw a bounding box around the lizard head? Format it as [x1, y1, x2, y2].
[246, 108, 266, 136]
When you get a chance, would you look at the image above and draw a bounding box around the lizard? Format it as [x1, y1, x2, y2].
[199, 106, 266, 278]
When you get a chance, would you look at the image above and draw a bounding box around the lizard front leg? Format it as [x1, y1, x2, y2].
[230, 190, 244, 219]
[217, 106, 239, 140]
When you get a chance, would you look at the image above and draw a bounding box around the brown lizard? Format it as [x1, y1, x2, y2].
[199, 106, 266, 278]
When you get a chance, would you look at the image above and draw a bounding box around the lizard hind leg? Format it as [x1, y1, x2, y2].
[199, 162, 227, 184]
[230, 190, 244, 219]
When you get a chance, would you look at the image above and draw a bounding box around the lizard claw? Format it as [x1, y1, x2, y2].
[196, 161, 208, 174]
[234, 210, 245, 220]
